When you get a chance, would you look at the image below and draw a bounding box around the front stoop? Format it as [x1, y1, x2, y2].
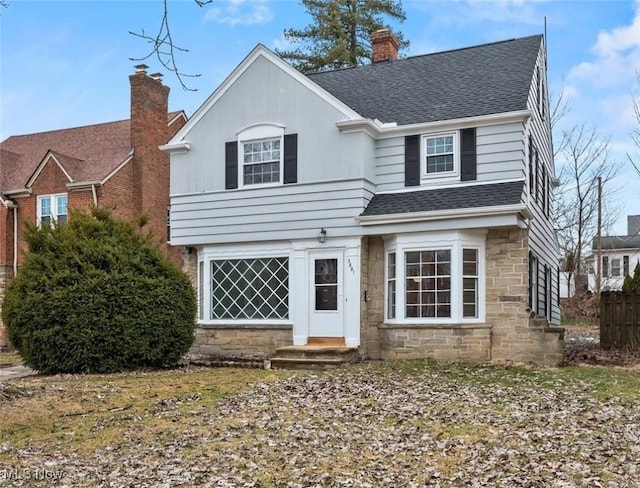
[269, 346, 358, 370]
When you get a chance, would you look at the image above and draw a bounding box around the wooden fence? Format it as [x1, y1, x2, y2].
[600, 291, 640, 348]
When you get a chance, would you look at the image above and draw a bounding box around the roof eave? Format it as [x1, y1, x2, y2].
[337, 110, 532, 138]
[3, 187, 31, 198]
[356, 203, 531, 226]
[66, 180, 102, 190]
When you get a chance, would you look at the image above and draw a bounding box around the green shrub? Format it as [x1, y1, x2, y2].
[622, 263, 640, 292]
[1, 208, 196, 374]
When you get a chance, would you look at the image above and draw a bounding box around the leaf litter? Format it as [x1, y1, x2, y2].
[1, 359, 639, 487]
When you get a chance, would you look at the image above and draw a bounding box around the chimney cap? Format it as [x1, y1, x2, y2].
[150, 72, 163, 81]
[134, 64, 149, 74]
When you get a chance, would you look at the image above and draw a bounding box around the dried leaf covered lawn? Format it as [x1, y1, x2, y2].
[1, 361, 639, 487]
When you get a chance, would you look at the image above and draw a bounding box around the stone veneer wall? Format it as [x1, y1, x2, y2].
[370, 227, 563, 365]
[181, 247, 293, 360]
[359, 236, 383, 359]
[486, 228, 564, 365]
[0, 265, 12, 349]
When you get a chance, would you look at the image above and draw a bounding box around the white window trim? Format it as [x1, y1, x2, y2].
[37, 193, 68, 227]
[198, 243, 294, 326]
[421, 131, 459, 181]
[237, 124, 285, 189]
[384, 232, 485, 324]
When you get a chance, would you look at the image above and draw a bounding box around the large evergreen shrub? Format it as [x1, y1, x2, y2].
[1, 208, 196, 374]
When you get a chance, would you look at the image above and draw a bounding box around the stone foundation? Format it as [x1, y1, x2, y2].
[380, 324, 492, 361]
[191, 325, 293, 359]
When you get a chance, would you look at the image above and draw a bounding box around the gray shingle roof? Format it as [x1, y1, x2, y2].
[360, 181, 525, 217]
[592, 236, 640, 251]
[308, 35, 542, 125]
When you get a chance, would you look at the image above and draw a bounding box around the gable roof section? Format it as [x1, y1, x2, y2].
[0, 110, 184, 193]
[166, 45, 362, 147]
[360, 181, 525, 218]
[308, 35, 542, 126]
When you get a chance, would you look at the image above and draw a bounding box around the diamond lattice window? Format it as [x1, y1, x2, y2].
[211, 257, 289, 319]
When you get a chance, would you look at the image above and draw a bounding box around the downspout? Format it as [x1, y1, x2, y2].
[91, 184, 98, 206]
[13, 205, 17, 275]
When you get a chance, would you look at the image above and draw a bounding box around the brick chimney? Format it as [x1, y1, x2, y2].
[129, 64, 171, 245]
[371, 28, 400, 62]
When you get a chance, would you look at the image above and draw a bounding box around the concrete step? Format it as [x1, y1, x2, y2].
[269, 357, 350, 371]
[270, 345, 358, 370]
[274, 345, 357, 360]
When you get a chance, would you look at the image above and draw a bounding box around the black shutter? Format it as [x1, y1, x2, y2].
[404, 135, 420, 187]
[225, 141, 238, 189]
[283, 133, 297, 184]
[460, 128, 476, 181]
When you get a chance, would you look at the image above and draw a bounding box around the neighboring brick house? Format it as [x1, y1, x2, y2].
[163, 31, 563, 365]
[0, 65, 186, 349]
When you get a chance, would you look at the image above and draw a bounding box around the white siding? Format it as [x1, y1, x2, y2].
[171, 178, 375, 245]
[525, 41, 561, 325]
[374, 122, 526, 192]
[170, 55, 375, 196]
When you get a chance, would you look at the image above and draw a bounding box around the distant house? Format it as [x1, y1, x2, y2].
[0, 66, 186, 349]
[589, 215, 640, 291]
[163, 31, 563, 365]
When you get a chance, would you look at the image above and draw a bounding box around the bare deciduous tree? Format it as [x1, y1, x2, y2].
[627, 72, 640, 178]
[129, 0, 211, 91]
[553, 125, 622, 293]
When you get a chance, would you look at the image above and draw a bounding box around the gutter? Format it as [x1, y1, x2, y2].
[356, 204, 533, 226]
[337, 110, 533, 139]
[66, 181, 101, 206]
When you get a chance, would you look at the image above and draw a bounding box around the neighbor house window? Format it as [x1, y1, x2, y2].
[624, 256, 630, 276]
[602, 256, 609, 278]
[242, 138, 281, 186]
[385, 234, 484, 323]
[611, 258, 621, 277]
[424, 133, 457, 177]
[37, 193, 67, 227]
[211, 257, 288, 320]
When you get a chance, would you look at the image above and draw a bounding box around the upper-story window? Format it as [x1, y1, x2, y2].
[423, 132, 458, 178]
[235, 124, 286, 189]
[242, 138, 282, 186]
[37, 193, 67, 227]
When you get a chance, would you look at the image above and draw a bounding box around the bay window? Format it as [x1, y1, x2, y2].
[385, 233, 484, 323]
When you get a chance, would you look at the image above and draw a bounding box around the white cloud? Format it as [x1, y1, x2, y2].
[271, 33, 293, 52]
[569, 1, 640, 87]
[204, 0, 273, 26]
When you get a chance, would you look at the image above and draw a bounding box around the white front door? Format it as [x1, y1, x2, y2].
[308, 252, 344, 338]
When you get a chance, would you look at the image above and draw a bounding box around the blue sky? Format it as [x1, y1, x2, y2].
[1, 0, 639, 233]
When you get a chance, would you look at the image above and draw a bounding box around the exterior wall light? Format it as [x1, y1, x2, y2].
[317, 228, 327, 244]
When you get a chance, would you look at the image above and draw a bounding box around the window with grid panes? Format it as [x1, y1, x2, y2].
[242, 138, 281, 185]
[405, 250, 451, 318]
[37, 194, 67, 227]
[424, 134, 455, 175]
[211, 257, 288, 319]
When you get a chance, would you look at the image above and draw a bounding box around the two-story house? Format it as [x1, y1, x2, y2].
[0, 65, 186, 349]
[162, 31, 563, 365]
[588, 215, 640, 291]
